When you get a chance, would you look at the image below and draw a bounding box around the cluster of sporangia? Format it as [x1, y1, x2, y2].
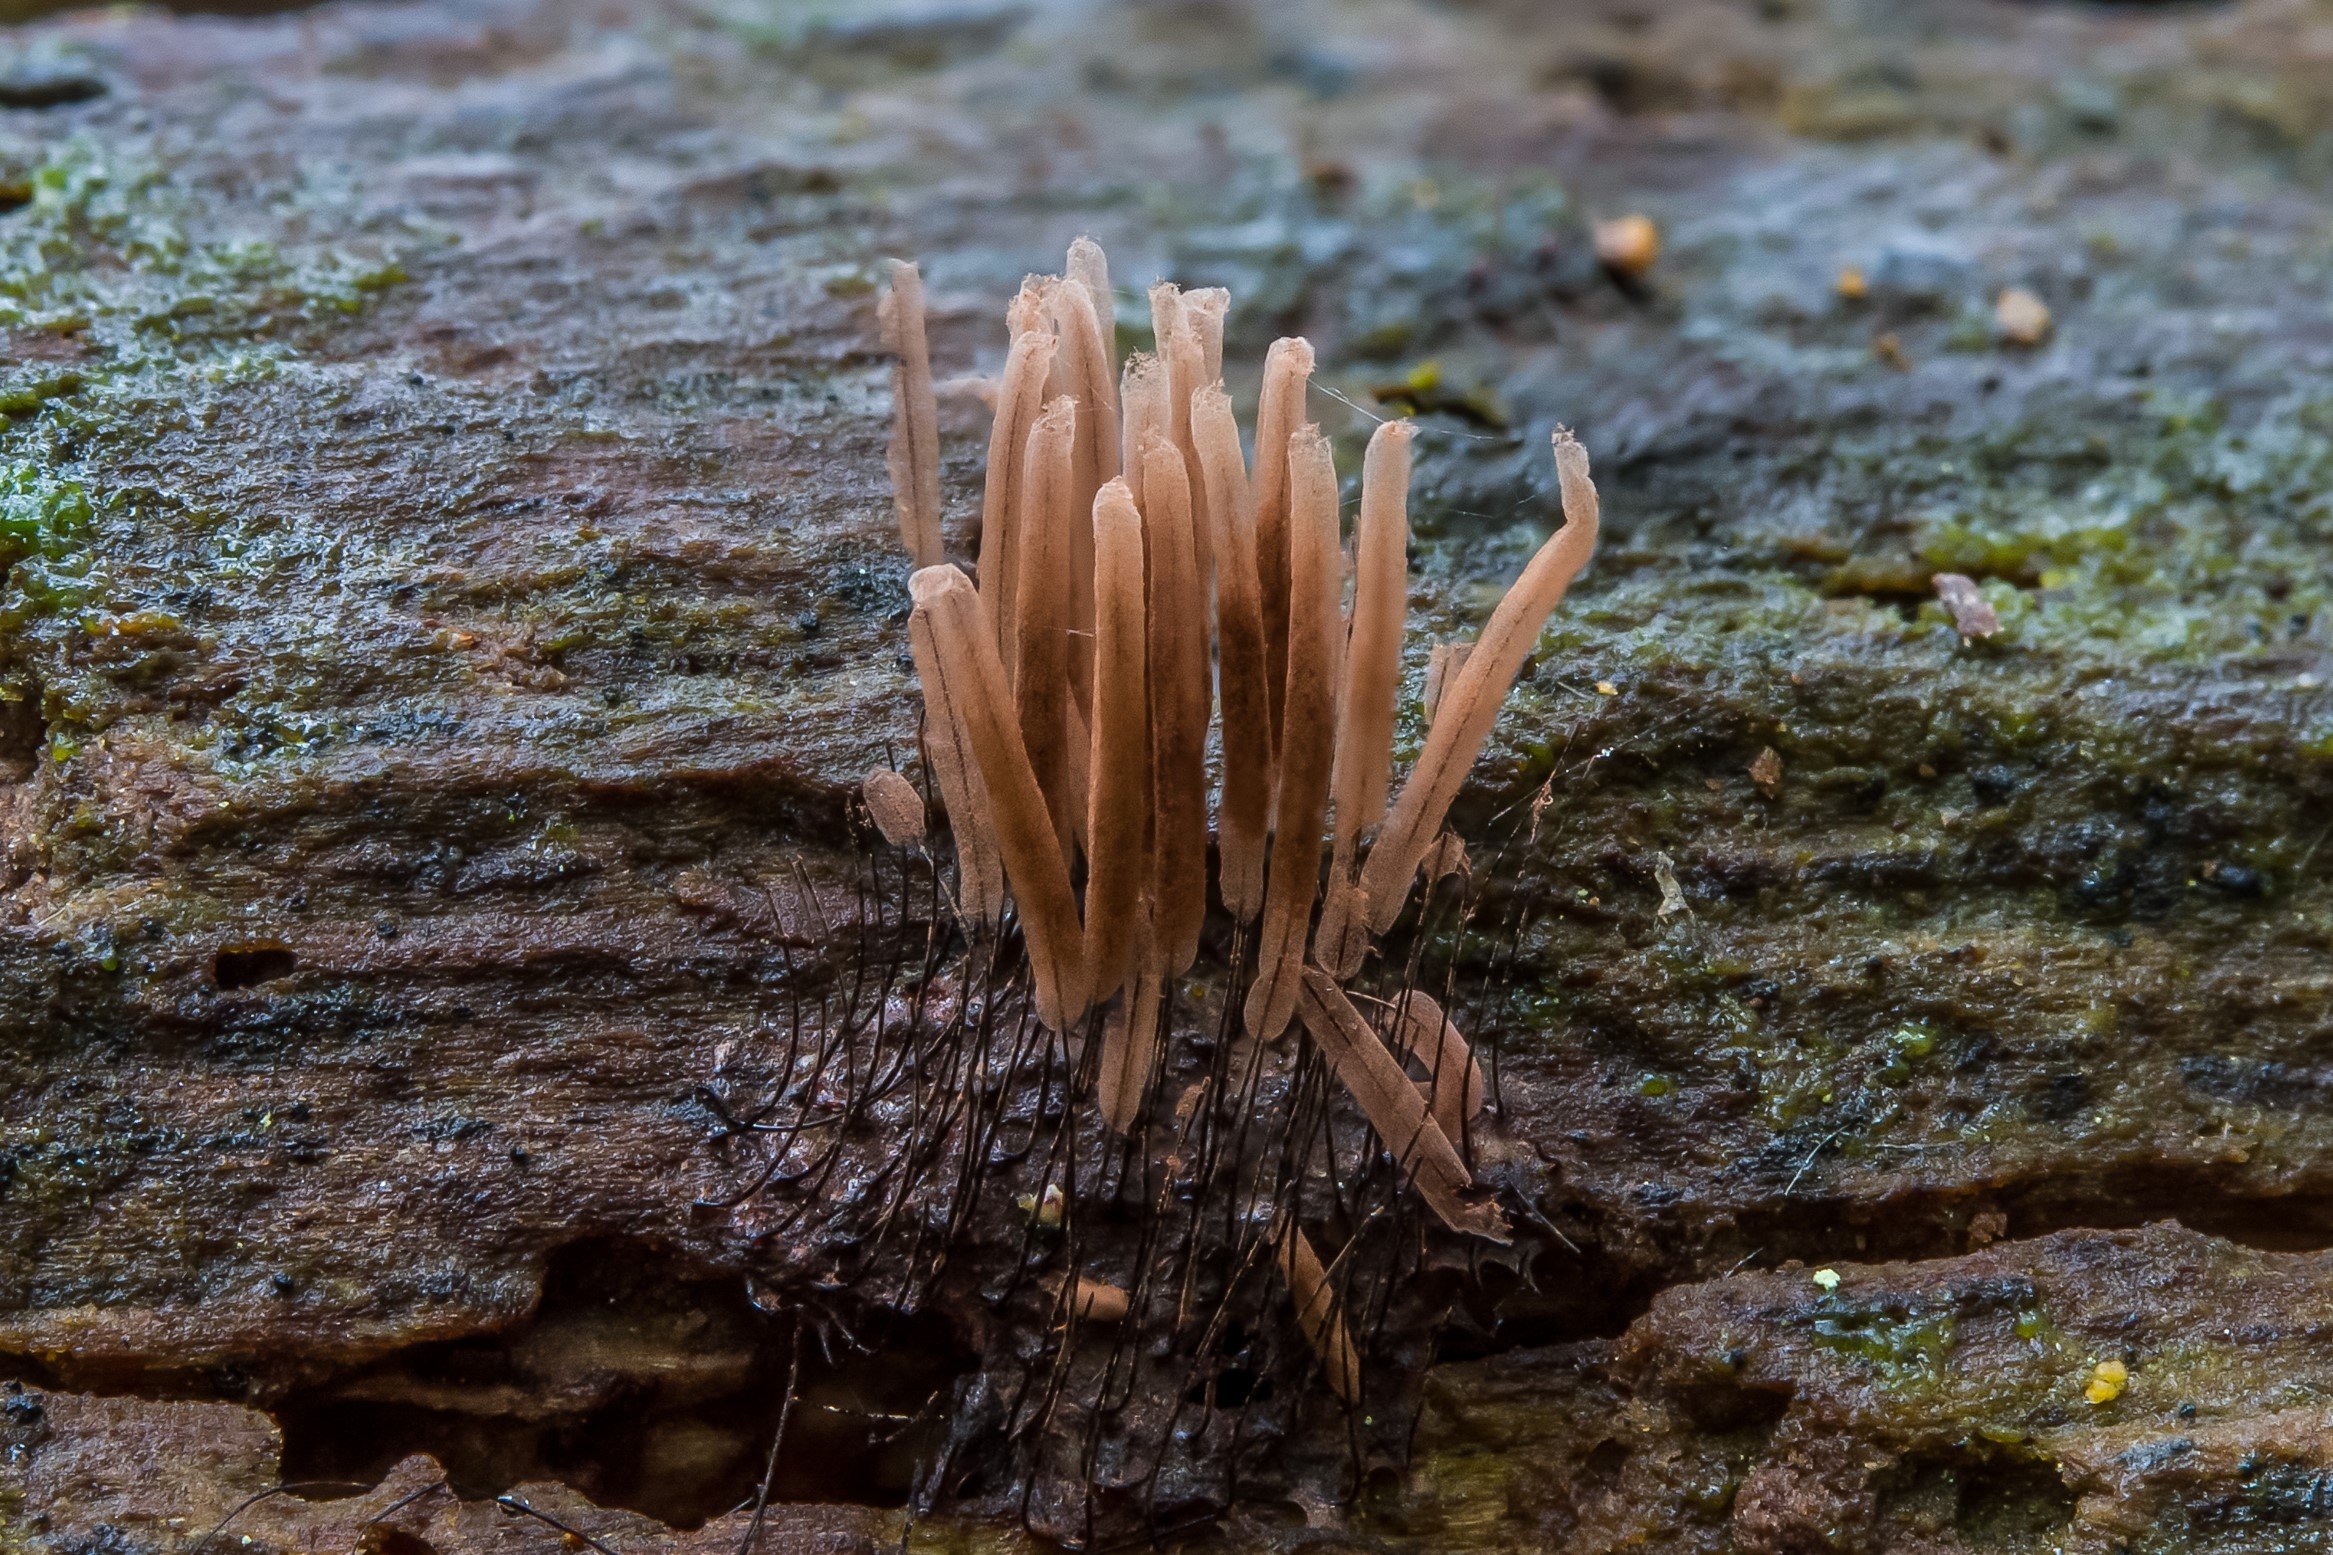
[865, 239, 1598, 1399]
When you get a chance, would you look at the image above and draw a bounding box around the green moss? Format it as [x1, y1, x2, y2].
[0, 461, 103, 667]
[0, 139, 408, 340]
[0, 137, 414, 761]
[1810, 1296, 1959, 1375]
[0, 461, 89, 567]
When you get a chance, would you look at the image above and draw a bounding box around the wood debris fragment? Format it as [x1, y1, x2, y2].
[1996, 286, 2051, 347]
[1934, 572, 2002, 639]
[1594, 213, 1660, 280]
[1064, 1276, 1130, 1324]
[1652, 851, 1689, 921]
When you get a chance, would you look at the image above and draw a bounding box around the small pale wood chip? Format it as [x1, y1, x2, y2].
[1933, 572, 2002, 639]
[1594, 213, 1660, 279]
[1995, 286, 2051, 347]
[1652, 851, 1690, 921]
[1064, 1276, 1130, 1324]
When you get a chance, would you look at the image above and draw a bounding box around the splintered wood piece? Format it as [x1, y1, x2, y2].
[1245, 426, 1342, 1040]
[1252, 337, 1315, 753]
[1014, 397, 1082, 864]
[1066, 236, 1116, 381]
[1276, 1221, 1360, 1405]
[908, 565, 1088, 1030]
[878, 260, 943, 569]
[1317, 419, 1413, 977]
[909, 614, 1005, 925]
[1190, 382, 1272, 923]
[1142, 432, 1210, 978]
[1295, 969, 1509, 1243]
[861, 768, 926, 848]
[1082, 481, 1148, 1006]
[1119, 352, 1167, 512]
[1359, 429, 1600, 936]
[976, 312, 1059, 678]
[1096, 968, 1161, 1136]
[1385, 988, 1485, 1143]
[1149, 283, 1215, 592]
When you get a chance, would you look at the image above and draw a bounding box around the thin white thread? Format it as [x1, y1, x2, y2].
[1306, 378, 1515, 443]
[1304, 378, 1561, 523]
